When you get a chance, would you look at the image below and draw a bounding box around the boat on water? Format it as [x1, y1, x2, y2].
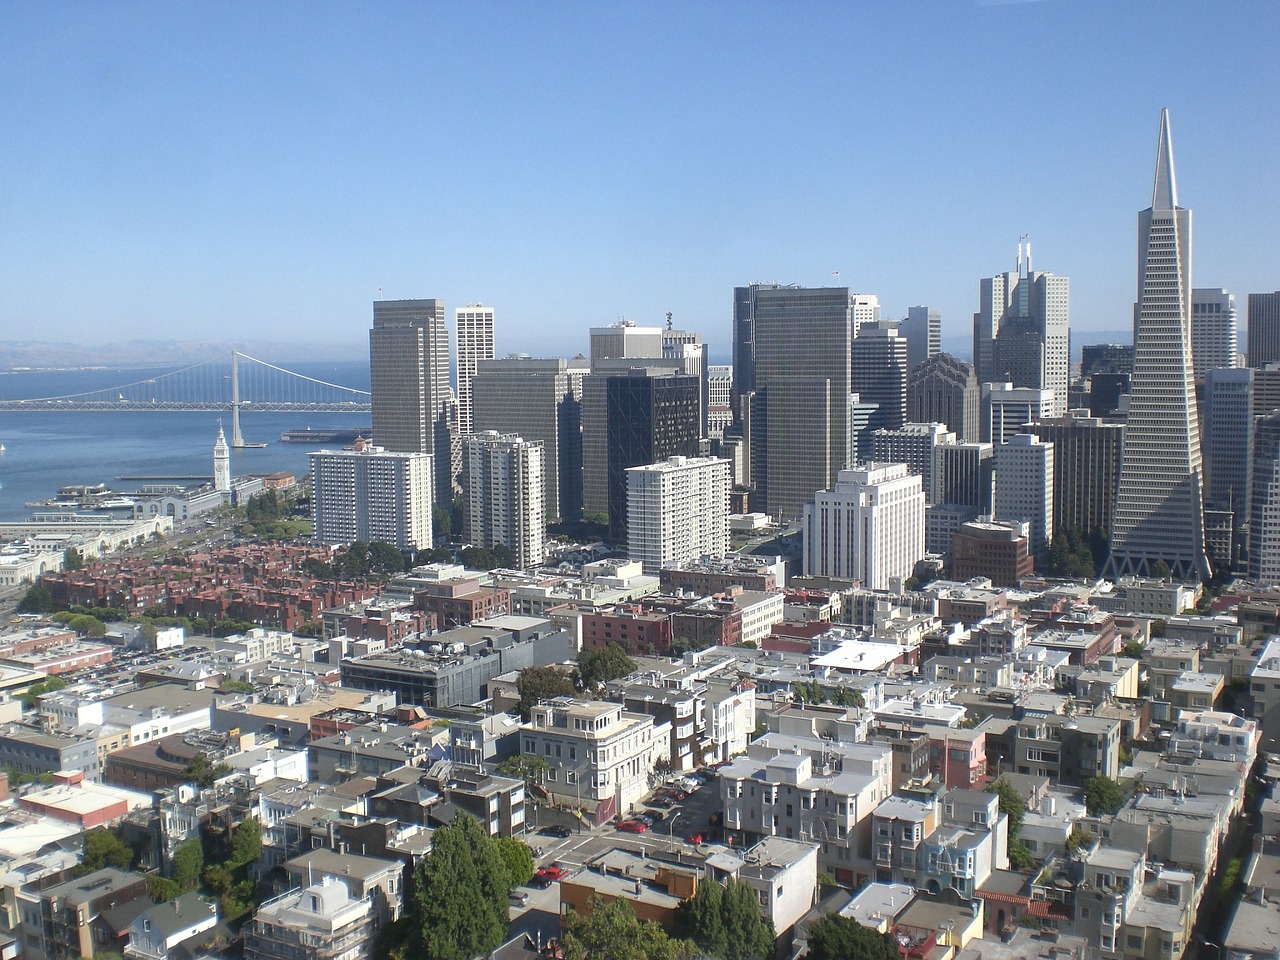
[280, 427, 371, 444]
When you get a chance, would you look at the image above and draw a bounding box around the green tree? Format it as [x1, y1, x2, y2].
[805, 914, 898, 960]
[172, 836, 204, 889]
[433, 503, 453, 540]
[677, 875, 726, 958]
[988, 777, 1026, 840]
[64, 613, 106, 637]
[562, 896, 694, 960]
[17, 584, 54, 613]
[492, 836, 535, 888]
[79, 828, 133, 874]
[1084, 775, 1125, 816]
[20, 675, 67, 709]
[516, 666, 577, 720]
[63, 547, 86, 571]
[1121, 640, 1144, 659]
[230, 817, 263, 867]
[497, 754, 550, 786]
[459, 546, 498, 571]
[368, 541, 408, 575]
[720, 877, 774, 960]
[414, 546, 454, 565]
[147, 875, 181, 902]
[577, 643, 638, 690]
[411, 814, 509, 960]
[1150, 560, 1172, 579]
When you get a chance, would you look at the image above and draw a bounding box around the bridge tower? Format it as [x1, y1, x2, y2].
[230, 350, 266, 448]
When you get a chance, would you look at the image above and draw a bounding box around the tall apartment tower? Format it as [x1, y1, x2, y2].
[801, 464, 925, 589]
[472, 358, 583, 522]
[454, 304, 495, 436]
[908, 353, 980, 442]
[310, 441, 433, 552]
[1203, 368, 1253, 569]
[213, 423, 231, 493]
[872, 423, 955, 504]
[1029, 411, 1124, 540]
[1190, 289, 1238, 377]
[369, 299, 452, 505]
[752, 286, 854, 520]
[974, 242, 1070, 416]
[1108, 110, 1212, 581]
[1249, 293, 1280, 369]
[732, 282, 783, 421]
[851, 320, 909, 432]
[463, 432, 545, 569]
[994, 433, 1055, 557]
[901, 306, 941, 374]
[933, 441, 995, 512]
[1251, 413, 1280, 584]
[626, 456, 731, 574]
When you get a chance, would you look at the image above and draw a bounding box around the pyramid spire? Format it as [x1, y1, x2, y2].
[1151, 107, 1178, 211]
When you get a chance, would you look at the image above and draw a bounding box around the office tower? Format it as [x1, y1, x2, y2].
[801, 464, 925, 589]
[590, 321, 663, 362]
[901, 306, 941, 375]
[369, 299, 452, 505]
[933, 441, 995, 512]
[973, 241, 1070, 415]
[994, 433, 1054, 556]
[908, 353, 980, 442]
[1251, 412, 1280, 584]
[454, 304, 495, 436]
[1190, 289, 1237, 378]
[872, 423, 955, 504]
[707, 365, 733, 439]
[952, 519, 1034, 587]
[852, 293, 881, 337]
[663, 326, 708, 433]
[1073, 371, 1130, 418]
[213, 423, 230, 493]
[851, 320, 908, 432]
[626, 456, 731, 574]
[463, 432, 545, 569]
[310, 441, 433, 552]
[848, 394, 881, 464]
[1202, 367, 1253, 566]
[602, 372, 701, 542]
[752, 286, 854, 519]
[1080, 343, 1135, 376]
[1029, 411, 1124, 540]
[1255, 364, 1280, 420]
[1108, 110, 1212, 581]
[981, 383, 1055, 445]
[581, 359, 688, 521]
[472, 357, 583, 523]
[732, 282, 783, 421]
[1250, 293, 1280, 369]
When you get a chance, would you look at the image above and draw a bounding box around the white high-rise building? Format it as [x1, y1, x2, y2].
[213, 423, 231, 493]
[852, 293, 882, 337]
[901, 306, 941, 374]
[707, 364, 733, 439]
[1108, 110, 1212, 581]
[981, 383, 1055, 445]
[994, 433, 1055, 557]
[801, 463, 925, 589]
[310, 440, 433, 552]
[455, 304, 495, 437]
[463, 431, 545, 570]
[973, 243, 1070, 416]
[626, 456, 730, 574]
[1191, 288, 1238, 378]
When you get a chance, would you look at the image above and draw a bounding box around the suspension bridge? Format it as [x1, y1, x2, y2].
[0, 351, 371, 446]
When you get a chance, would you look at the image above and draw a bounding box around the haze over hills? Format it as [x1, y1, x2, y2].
[0, 339, 368, 371]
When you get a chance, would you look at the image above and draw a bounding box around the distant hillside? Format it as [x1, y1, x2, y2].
[0, 339, 366, 370]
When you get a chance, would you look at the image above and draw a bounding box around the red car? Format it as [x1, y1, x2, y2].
[534, 864, 568, 882]
[618, 819, 648, 833]
[687, 832, 705, 845]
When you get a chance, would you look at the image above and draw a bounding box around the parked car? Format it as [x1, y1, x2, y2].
[618, 819, 648, 833]
[510, 892, 530, 907]
[646, 810, 667, 822]
[538, 824, 573, 838]
[530, 874, 553, 889]
[535, 864, 569, 882]
[633, 814, 655, 826]
[649, 796, 675, 808]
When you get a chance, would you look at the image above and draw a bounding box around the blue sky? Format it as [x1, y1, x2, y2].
[2, 1, 1277, 361]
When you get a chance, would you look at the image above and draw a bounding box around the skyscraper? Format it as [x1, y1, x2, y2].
[872, 422, 954, 504]
[454, 304, 495, 436]
[851, 293, 881, 337]
[994, 433, 1055, 558]
[1107, 110, 1211, 581]
[908, 353, 980, 442]
[472, 357, 583, 522]
[1251, 412, 1280, 585]
[1202, 367, 1253, 564]
[1189, 289, 1237, 377]
[851, 320, 908, 432]
[981, 383, 1054, 446]
[369, 299, 452, 505]
[732, 282, 783, 422]
[1249, 293, 1280, 369]
[901, 306, 941, 374]
[1029, 411, 1124, 541]
[973, 241, 1070, 416]
[752, 286, 854, 519]
[463, 432, 545, 569]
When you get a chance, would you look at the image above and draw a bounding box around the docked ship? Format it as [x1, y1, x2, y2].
[280, 427, 372, 444]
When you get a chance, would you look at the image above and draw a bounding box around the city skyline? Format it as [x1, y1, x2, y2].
[2, 3, 1277, 358]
